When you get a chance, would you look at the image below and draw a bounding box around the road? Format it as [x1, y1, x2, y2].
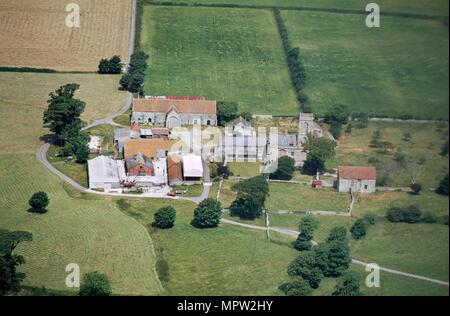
[221, 218, 450, 287]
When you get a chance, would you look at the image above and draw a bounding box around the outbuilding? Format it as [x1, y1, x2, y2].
[87, 156, 121, 191]
[337, 166, 377, 193]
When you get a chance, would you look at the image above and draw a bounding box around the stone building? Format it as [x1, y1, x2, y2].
[131, 98, 217, 128]
[337, 166, 377, 193]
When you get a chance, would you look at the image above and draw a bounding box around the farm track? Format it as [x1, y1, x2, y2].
[221, 218, 450, 287]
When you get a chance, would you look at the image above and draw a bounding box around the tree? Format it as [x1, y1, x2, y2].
[230, 175, 269, 219]
[154, 206, 176, 229]
[326, 227, 348, 243]
[350, 219, 367, 240]
[217, 101, 238, 126]
[410, 182, 422, 195]
[324, 104, 350, 125]
[301, 155, 325, 175]
[192, 199, 222, 228]
[436, 174, 449, 196]
[332, 271, 362, 296]
[293, 216, 319, 251]
[314, 240, 351, 277]
[217, 163, 231, 179]
[329, 121, 342, 139]
[28, 192, 49, 213]
[279, 278, 312, 296]
[98, 56, 122, 74]
[0, 241, 28, 295]
[386, 205, 422, 223]
[79, 271, 112, 296]
[120, 51, 148, 94]
[287, 251, 323, 289]
[270, 156, 295, 180]
[43, 84, 86, 144]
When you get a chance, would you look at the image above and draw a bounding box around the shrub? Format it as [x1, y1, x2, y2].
[410, 182, 422, 195]
[279, 279, 312, 296]
[28, 192, 49, 213]
[350, 219, 367, 240]
[154, 206, 176, 229]
[421, 211, 438, 224]
[192, 199, 222, 228]
[79, 272, 112, 296]
[386, 205, 422, 223]
[436, 174, 449, 196]
[329, 122, 342, 139]
[326, 227, 348, 243]
[363, 214, 377, 225]
[98, 55, 122, 74]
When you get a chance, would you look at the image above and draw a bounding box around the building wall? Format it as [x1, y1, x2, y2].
[89, 181, 120, 190]
[132, 111, 217, 126]
[127, 164, 154, 176]
[338, 179, 376, 193]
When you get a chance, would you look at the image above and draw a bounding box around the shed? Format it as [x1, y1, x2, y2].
[87, 156, 120, 190]
[182, 154, 203, 183]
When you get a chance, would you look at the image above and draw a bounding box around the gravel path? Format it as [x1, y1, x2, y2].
[221, 218, 449, 287]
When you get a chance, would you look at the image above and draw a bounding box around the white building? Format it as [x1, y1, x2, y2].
[87, 156, 121, 191]
[337, 166, 377, 193]
[182, 154, 203, 183]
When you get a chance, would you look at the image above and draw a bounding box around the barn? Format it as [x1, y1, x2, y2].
[337, 166, 377, 193]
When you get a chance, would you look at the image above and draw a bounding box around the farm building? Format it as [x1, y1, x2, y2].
[123, 139, 180, 159]
[168, 154, 184, 186]
[182, 154, 203, 184]
[337, 166, 377, 193]
[87, 156, 121, 191]
[278, 132, 306, 166]
[298, 113, 324, 145]
[125, 153, 154, 176]
[131, 98, 217, 128]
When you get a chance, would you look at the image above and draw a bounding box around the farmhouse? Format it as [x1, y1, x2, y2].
[337, 166, 377, 193]
[278, 132, 305, 166]
[131, 97, 217, 128]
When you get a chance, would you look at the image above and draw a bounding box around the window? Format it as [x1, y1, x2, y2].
[207, 120, 211, 125]
[364, 185, 368, 190]
[148, 118, 152, 123]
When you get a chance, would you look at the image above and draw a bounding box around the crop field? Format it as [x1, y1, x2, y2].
[283, 11, 449, 119]
[0, 72, 127, 154]
[0, 73, 162, 295]
[139, 6, 299, 115]
[0, 0, 131, 71]
[158, 0, 449, 16]
[328, 122, 449, 189]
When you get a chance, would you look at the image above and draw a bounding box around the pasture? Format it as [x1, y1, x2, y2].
[139, 6, 299, 115]
[0, 72, 162, 295]
[283, 11, 449, 119]
[0, 0, 131, 71]
[156, 0, 449, 16]
[328, 121, 449, 189]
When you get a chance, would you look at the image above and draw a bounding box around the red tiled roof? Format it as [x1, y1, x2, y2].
[338, 166, 377, 180]
[166, 96, 205, 101]
[168, 154, 183, 184]
[133, 98, 216, 114]
[151, 128, 170, 136]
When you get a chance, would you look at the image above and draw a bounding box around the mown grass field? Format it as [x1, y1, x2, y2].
[328, 122, 449, 189]
[0, 0, 131, 71]
[139, 6, 298, 115]
[158, 0, 449, 16]
[228, 162, 261, 178]
[266, 183, 350, 212]
[283, 11, 449, 119]
[0, 72, 162, 295]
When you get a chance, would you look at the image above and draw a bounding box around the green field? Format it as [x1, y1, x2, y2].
[157, 0, 449, 16]
[0, 72, 162, 295]
[283, 11, 449, 119]
[228, 162, 261, 178]
[139, 6, 299, 115]
[266, 183, 350, 212]
[328, 122, 449, 189]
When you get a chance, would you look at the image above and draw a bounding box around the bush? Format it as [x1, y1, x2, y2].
[410, 182, 422, 195]
[350, 219, 367, 240]
[421, 211, 438, 224]
[329, 122, 342, 139]
[154, 206, 176, 229]
[192, 199, 222, 228]
[436, 174, 449, 196]
[28, 192, 49, 212]
[217, 101, 238, 126]
[386, 205, 422, 223]
[332, 271, 362, 296]
[79, 272, 112, 296]
[98, 55, 122, 74]
[324, 104, 350, 125]
[279, 279, 312, 296]
[363, 214, 377, 225]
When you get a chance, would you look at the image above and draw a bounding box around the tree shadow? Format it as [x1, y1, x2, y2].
[26, 208, 48, 214]
[0, 229, 33, 252]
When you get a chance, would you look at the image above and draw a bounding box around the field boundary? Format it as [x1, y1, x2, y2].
[141, 1, 449, 22]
